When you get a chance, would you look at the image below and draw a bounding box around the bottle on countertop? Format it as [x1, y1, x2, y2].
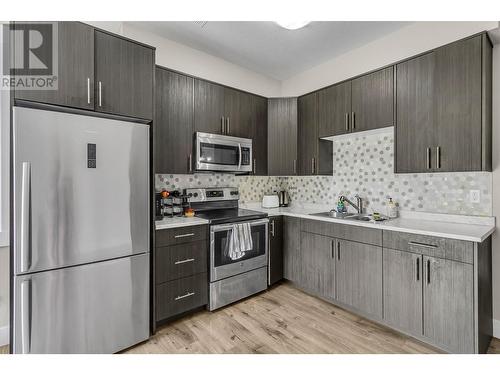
[386, 197, 398, 219]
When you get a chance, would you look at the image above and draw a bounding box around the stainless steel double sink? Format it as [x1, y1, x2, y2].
[309, 211, 373, 222]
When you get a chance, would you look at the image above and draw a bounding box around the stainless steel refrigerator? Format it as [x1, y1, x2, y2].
[11, 106, 150, 354]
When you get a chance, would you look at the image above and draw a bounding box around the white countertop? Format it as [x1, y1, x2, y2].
[240, 203, 496, 243]
[155, 216, 209, 230]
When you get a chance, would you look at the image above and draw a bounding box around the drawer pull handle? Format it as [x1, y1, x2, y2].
[174, 233, 195, 239]
[408, 241, 437, 249]
[175, 292, 195, 301]
[174, 258, 195, 265]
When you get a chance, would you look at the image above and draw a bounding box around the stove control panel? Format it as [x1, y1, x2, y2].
[184, 187, 239, 202]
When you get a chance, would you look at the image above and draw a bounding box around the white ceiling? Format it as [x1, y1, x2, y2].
[127, 21, 412, 80]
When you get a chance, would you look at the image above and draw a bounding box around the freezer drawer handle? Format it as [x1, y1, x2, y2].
[174, 233, 195, 239]
[175, 291, 195, 301]
[20, 279, 32, 354]
[174, 258, 195, 265]
[20, 162, 32, 272]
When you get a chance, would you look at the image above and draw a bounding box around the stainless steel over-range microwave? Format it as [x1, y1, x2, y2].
[194, 132, 253, 173]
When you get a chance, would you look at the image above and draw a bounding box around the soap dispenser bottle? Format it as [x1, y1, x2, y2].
[386, 197, 398, 219]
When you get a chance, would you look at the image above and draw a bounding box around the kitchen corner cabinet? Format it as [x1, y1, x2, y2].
[298, 93, 332, 175]
[14, 22, 95, 110]
[95, 31, 154, 120]
[396, 34, 492, 173]
[155, 67, 194, 174]
[268, 97, 298, 176]
[268, 216, 284, 285]
[283, 216, 301, 282]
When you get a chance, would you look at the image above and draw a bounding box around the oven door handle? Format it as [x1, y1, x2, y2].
[238, 143, 242, 170]
[210, 218, 269, 232]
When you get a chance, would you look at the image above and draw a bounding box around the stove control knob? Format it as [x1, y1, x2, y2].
[193, 192, 199, 198]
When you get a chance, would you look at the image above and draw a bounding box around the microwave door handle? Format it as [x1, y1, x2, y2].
[238, 143, 242, 170]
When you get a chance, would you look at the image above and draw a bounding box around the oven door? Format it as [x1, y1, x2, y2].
[210, 218, 268, 282]
[195, 132, 252, 173]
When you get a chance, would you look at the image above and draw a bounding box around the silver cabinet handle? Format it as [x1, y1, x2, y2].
[175, 291, 195, 301]
[311, 157, 315, 175]
[20, 162, 31, 273]
[345, 113, 349, 131]
[293, 159, 297, 175]
[188, 154, 193, 173]
[238, 143, 242, 170]
[408, 241, 437, 249]
[98, 81, 102, 107]
[331, 240, 335, 258]
[427, 259, 431, 284]
[270, 220, 275, 237]
[174, 258, 195, 265]
[87, 78, 91, 104]
[426, 147, 431, 170]
[221, 117, 225, 134]
[174, 233, 195, 239]
[415, 256, 420, 282]
[337, 241, 341, 260]
[436, 146, 441, 169]
[351, 112, 355, 130]
[226, 117, 230, 135]
[20, 279, 31, 354]
[253, 158, 256, 175]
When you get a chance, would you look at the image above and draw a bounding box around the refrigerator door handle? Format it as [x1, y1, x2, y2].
[20, 162, 32, 273]
[20, 278, 32, 354]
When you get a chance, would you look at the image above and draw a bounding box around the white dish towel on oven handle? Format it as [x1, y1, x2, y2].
[226, 223, 254, 260]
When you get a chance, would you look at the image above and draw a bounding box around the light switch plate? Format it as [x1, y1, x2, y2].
[470, 190, 481, 203]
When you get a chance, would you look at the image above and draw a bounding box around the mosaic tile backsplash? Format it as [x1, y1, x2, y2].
[156, 128, 493, 217]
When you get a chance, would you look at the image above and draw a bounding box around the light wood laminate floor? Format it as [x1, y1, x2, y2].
[2, 283, 499, 354]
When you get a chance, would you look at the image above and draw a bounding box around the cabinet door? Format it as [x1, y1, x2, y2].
[95, 31, 154, 120]
[300, 232, 335, 300]
[194, 79, 225, 134]
[318, 81, 352, 137]
[155, 68, 194, 174]
[14, 22, 94, 110]
[283, 216, 301, 283]
[267, 98, 298, 176]
[423, 256, 474, 353]
[351, 66, 394, 132]
[252, 95, 268, 175]
[268, 216, 283, 285]
[435, 36, 482, 172]
[297, 92, 318, 175]
[383, 249, 423, 336]
[336, 239, 383, 318]
[224, 87, 253, 138]
[395, 52, 436, 173]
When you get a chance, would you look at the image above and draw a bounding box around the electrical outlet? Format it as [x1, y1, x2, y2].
[470, 190, 481, 203]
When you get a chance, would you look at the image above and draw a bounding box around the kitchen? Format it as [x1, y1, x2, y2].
[1, 5, 500, 371]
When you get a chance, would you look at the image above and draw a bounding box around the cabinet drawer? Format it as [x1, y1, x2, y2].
[156, 225, 208, 247]
[156, 273, 208, 321]
[155, 241, 208, 283]
[383, 231, 473, 264]
[301, 218, 382, 246]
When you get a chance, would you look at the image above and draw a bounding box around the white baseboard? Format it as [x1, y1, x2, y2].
[494, 319, 500, 339]
[0, 325, 8, 346]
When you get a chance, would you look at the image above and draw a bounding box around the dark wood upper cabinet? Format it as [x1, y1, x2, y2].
[435, 35, 483, 172]
[194, 79, 225, 134]
[94, 30, 154, 120]
[155, 67, 194, 174]
[395, 52, 436, 173]
[298, 93, 318, 176]
[224, 87, 254, 138]
[351, 66, 394, 132]
[251, 95, 268, 175]
[14, 22, 95, 110]
[396, 34, 492, 173]
[268, 98, 298, 176]
[318, 81, 352, 137]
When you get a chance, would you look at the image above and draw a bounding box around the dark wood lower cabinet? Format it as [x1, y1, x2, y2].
[156, 273, 208, 322]
[268, 216, 284, 285]
[283, 216, 301, 283]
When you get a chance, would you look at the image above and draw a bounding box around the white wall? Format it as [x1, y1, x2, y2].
[88, 22, 281, 98]
[281, 21, 499, 96]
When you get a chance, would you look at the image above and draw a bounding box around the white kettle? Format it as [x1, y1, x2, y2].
[262, 193, 279, 208]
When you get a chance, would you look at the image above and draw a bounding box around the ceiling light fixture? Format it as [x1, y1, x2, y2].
[275, 21, 310, 30]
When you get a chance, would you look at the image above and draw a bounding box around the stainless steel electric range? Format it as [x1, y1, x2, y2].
[185, 187, 269, 311]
